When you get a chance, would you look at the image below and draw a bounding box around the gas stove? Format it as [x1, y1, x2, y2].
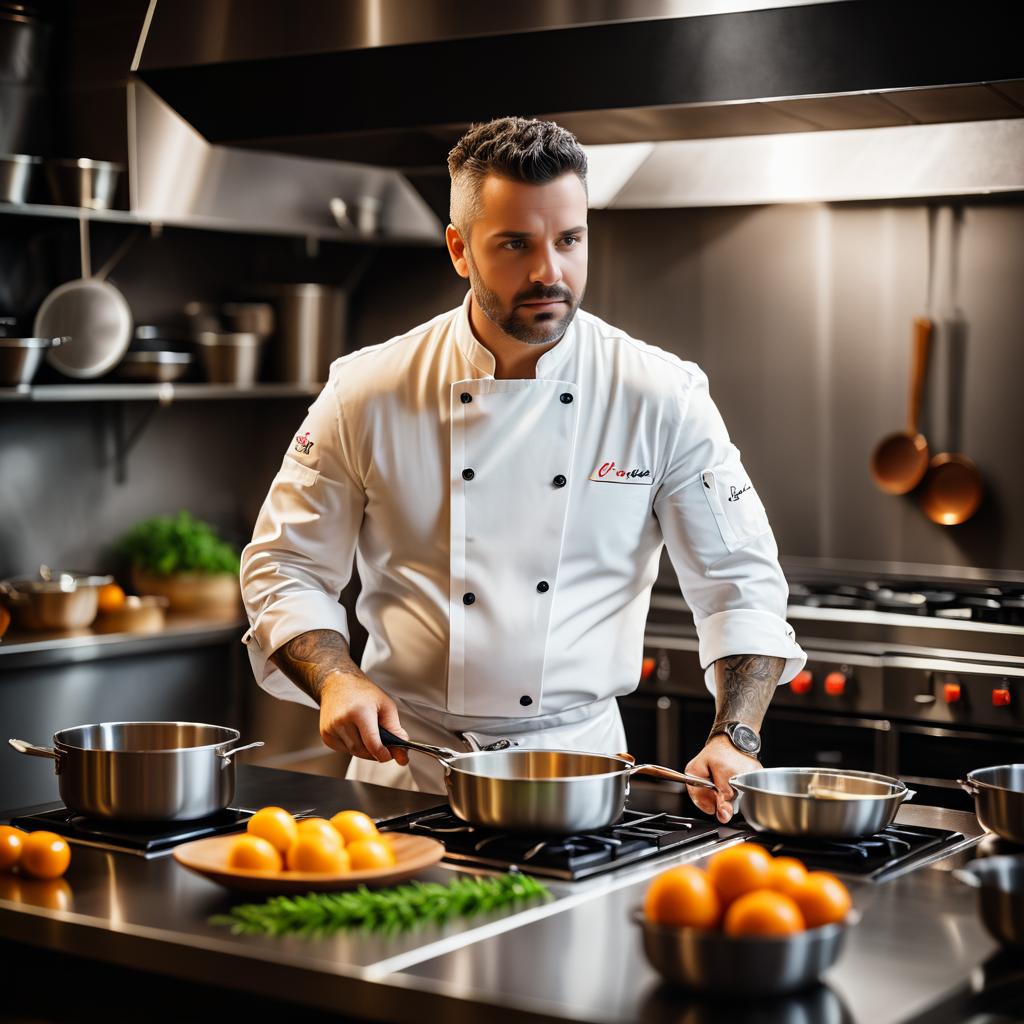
[10, 805, 255, 858]
[376, 805, 721, 881]
[747, 822, 975, 882]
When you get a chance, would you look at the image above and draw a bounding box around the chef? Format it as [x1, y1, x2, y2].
[240, 116, 806, 822]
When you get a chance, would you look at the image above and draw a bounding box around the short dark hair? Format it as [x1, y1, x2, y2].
[447, 116, 588, 235]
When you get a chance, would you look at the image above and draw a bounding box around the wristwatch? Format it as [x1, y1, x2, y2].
[708, 721, 762, 757]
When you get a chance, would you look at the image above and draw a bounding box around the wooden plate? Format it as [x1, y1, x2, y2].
[173, 833, 445, 893]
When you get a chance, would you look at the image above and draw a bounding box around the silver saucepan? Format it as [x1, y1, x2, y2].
[9, 722, 263, 821]
[731, 767, 914, 839]
[959, 765, 1024, 845]
[379, 728, 717, 834]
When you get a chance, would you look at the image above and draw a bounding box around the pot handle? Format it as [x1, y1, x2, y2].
[626, 762, 718, 791]
[900, 788, 917, 804]
[220, 740, 264, 764]
[378, 728, 459, 764]
[958, 777, 979, 796]
[9, 738, 59, 760]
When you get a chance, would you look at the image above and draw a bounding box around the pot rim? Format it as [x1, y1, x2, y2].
[446, 749, 635, 783]
[3, 572, 114, 593]
[53, 721, 241, 754]
[966, 765, 1024, 792]
[730, 766, 908, 799]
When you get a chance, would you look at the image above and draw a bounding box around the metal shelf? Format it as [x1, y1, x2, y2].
[0, 383, 323, 403]
[0, 200, 443, 247]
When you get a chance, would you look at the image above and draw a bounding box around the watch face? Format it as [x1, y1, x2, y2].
[730, 723, 760, 755]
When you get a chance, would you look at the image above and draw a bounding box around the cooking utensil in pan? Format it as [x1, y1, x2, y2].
[871, 207, 938, 496]
[730, 767, 914, 839]
[959, 765, 1024, 844]
[9, 722, 264, 821]
[919, 205, 983, 526]
[379, 728, 716, 834]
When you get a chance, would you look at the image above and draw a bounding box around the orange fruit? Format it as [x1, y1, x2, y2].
[296, 817, 343, 845]
[247, 806, 298, 853]
[97, 583, 126, 613]
[643, 865, 721, 929]
[766, 856, 809, 899]
[19, 832, 71, 880]
[0, 603, 10, 639]
[346, 838, 397, 871]
[0, 826, 24, 871]
[330, 810, 379, 846]
[706, 844, 774, 906]
[228, 835, 282, 872]
[789, 871, 852, 928]
[286, 834, 350, 873]
[724, 890, 806, 936]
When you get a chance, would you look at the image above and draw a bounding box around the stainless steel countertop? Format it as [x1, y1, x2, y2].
[0, 766, 1016, 1024]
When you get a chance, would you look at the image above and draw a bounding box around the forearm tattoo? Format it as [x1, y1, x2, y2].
[271, 629, 357, 703]
[712, 654, 785, 730]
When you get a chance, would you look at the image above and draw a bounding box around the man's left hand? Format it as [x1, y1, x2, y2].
[684, 735, 761, 823]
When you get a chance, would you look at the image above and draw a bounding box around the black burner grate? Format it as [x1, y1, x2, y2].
[377, 805, 719, 880]
[10, 805, 254, 857]
[747, 823, 966, 881]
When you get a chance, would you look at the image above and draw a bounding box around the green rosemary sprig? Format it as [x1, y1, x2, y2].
[209, 871, 551, 938]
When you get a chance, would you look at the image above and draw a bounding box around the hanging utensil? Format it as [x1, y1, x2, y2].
[919, 204, 984, 525]
[870, 207, 938, 495]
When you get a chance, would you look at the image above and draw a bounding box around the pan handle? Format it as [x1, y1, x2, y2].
[220, 740, 264, 764]
[9, 738, 58, 760]
[957, 777, 979, 797]
[626, 762, 718, 791]
[378, 728, 459, 764]
[899, 788, 917, 803]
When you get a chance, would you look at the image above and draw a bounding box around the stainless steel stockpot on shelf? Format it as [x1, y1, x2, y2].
[9, 722, 263, 821]
[730, 767, 914, 839]
[379, 728, 716, 834]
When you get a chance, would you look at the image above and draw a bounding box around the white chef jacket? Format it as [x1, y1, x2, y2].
[241, 291, 806, 792]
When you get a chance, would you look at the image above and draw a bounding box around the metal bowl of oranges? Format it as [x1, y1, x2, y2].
[634, 844, 857, 995]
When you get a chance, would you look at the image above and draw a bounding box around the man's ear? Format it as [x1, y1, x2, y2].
[446, 224, 470, 280]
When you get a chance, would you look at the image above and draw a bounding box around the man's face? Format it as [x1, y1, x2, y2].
[447, 172, 588, 345]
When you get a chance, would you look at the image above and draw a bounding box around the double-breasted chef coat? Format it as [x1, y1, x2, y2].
[241, 291, 806, 793]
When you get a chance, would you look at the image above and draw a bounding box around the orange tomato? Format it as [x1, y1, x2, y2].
[706, 844, 774, 906]
[643, 865, 721, 929]
[19, 831, 71, 880]
[0, 826, 24, 871]
[724, 890, 806, 936]
[97, 583, 126, 613]
[286, 834, 350, 873]
[767, 856, 809, 899]
[789, 871, 852, 928]
[247, 806, 298, 853]
[346, 838, 396, 871]
[228, 835, 282, 872]
[330, 810, 379, 846]
[296, 817, 343, 846]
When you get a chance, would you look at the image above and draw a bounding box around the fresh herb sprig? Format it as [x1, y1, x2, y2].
[210, 872, 551, 938]
[115, 510, 240, 577]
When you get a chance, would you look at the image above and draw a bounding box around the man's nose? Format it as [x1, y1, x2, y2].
[529, 246, 564, 287]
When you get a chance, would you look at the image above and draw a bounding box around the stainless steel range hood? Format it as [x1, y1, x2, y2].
[130, 0, 1024, 208]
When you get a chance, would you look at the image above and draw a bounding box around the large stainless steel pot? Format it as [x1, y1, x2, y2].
[954, 855, 1024, 947]
[960, 765, 1024, 844]
[9, 722, 263, 821]
[380, 728, 716, 834]
[1, 568, 113, 629]
[730, 767, 914, 839]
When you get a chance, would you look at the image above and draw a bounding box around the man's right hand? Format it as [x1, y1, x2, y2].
[318, 670, 410, 765]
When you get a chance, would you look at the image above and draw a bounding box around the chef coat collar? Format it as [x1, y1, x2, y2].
[455, 290, 579, 381]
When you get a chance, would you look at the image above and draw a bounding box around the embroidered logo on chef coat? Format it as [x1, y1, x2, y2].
[589, 460, 653, 484]
[294, 431, 315, 455]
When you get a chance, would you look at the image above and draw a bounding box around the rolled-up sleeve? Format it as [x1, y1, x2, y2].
[240, 372, 365, 707]
[653, 367, 806, 695]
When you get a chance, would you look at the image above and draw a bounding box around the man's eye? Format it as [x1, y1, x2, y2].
[502, 239, 528, 250]
[560, 236, 581, 247]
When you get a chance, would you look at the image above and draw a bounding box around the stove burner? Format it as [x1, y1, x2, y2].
[10, 805, 255, 858]
[748, 824, 967, 881]
[378, 805, 720, 880]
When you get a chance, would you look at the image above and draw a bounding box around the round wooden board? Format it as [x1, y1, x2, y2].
[173, 832, 444, 893]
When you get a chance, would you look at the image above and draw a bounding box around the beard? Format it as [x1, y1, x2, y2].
[465, 250, 581, 345]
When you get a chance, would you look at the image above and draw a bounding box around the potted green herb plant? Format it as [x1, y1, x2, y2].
[116, 511, 242, 613]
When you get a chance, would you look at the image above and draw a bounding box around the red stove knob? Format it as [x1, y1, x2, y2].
[824, 671, 847, 696]
[992, 688, 1011, 707]
[943, 683, 962, 704]
[791, 670, 813, 694]
[641, 657, 657, 682]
